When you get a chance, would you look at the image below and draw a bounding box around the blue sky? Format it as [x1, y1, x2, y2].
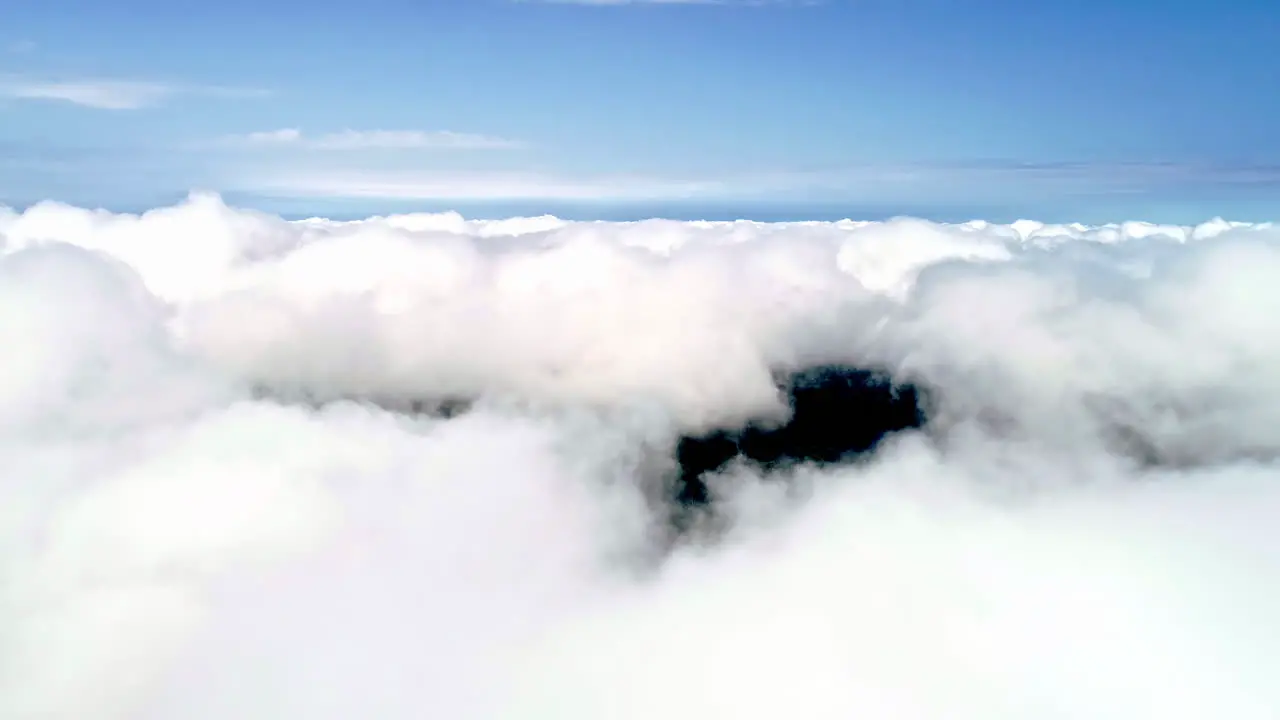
[2, 0, 1279, 221]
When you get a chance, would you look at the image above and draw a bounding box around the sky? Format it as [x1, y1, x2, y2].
[1, 0, 1279, 222]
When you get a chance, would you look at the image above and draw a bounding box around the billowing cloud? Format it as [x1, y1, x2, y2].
[1, 192, 1278, 719]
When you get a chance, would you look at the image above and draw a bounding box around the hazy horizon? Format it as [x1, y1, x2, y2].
[5, 1, 1279, 718]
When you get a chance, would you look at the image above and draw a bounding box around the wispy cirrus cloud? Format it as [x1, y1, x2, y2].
[226, 128, 525, 151]
[0, 76, 269, 109]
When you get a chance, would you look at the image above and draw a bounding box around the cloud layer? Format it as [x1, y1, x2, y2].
[1, 193, 1278, 719]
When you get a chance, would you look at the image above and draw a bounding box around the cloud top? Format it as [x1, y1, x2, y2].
[1, 193, 1278, 719]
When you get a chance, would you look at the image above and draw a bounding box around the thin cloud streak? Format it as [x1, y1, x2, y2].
[229, 128, 525, 151]
[243, 170, 723, 201]
[0, 79, 171, 110]
[0, 76, 270, 109]
[229, 160, 1280, 204]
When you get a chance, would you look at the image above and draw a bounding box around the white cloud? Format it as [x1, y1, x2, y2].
[1, 192, 1279, 719]
[227, 161, 1280, 205]
[7, 40, 37, 54]
[245, 169, 724, 201]
[241, 128, 304, 144]
[0, 79, 173, 109]
[0, 77, 270, 110]
[230, 128, 524, 151]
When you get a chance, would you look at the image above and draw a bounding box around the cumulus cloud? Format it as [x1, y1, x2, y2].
[229, 128, 525, 151]
[1, 192, 1278, 719]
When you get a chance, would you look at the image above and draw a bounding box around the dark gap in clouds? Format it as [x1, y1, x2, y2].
[239, 360, 1277, 493]
[241, 364, 929, 541]
[672, 365, 928, 512]
[235, 356, 1279, 543]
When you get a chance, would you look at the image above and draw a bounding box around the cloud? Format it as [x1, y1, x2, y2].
[243, 169, 724, 201]
[0, 77, 270, 109]
[734, 160, 1280, 197]
[228, 128, 525, 151]
[1, 192, 1279, 719]
[7, 40, 36, 54]
[0, 79, 172, 109]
